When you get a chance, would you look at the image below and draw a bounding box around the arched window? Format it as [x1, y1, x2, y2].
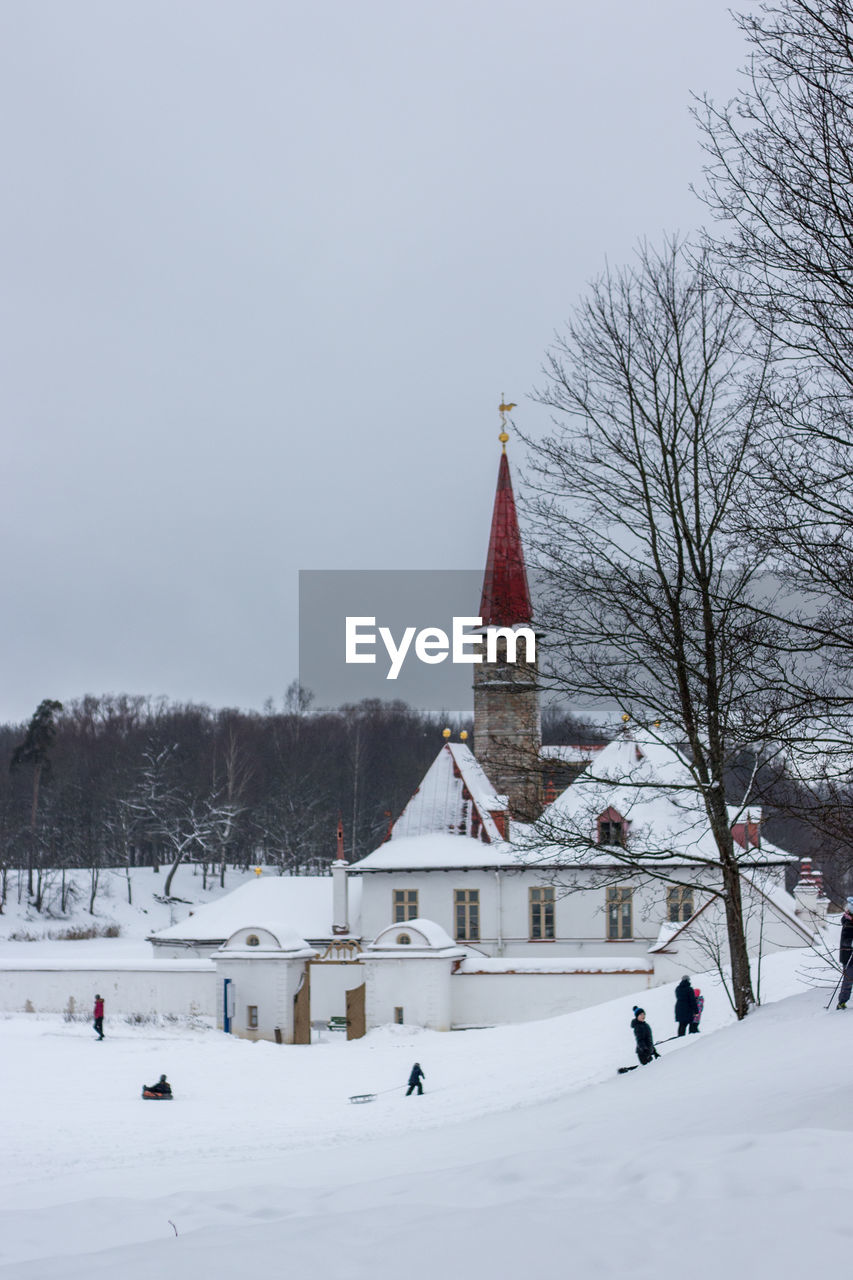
[396, 932, 412, 945]
[246, 934, 260, 947]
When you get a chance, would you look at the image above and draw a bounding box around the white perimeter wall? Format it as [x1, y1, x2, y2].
[450, 971, 654, 1026]
[0, 962, 215, 1018]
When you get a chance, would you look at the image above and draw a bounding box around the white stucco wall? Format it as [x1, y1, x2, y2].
[213, 956, 309, 1043]
[355, 868, 725, 958]
[450, 970, 654, 1025]
[361, 957, 454, 1032]
[0, 961, 215, 1018]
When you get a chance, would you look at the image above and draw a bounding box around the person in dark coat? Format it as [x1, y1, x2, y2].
[837, 897, 853, 1009]
[674, 976, 699, 1035]
[145, 1074, 172, 1096]
[93, 994, 105, 1041]
[631, 1008, 659, 1065]
[406, 1062, 425, 1095]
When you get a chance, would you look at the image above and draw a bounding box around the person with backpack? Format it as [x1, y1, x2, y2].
[837, 897, 853, 1010]
[674, 976, 699, 1036]
[630, 1008, 659, 1065]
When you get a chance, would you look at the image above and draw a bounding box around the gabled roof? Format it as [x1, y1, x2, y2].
[648, 870, 815, 953]
[532, 731, 796, 867]
[390, 741, 507, 844]
[350, 832, 517, 872]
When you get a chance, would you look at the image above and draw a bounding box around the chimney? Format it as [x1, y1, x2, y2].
[332, 816, 350, 935]
[794, 856, 827, 922]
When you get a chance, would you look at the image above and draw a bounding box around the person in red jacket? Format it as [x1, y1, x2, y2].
[93, 994, 105, 1040]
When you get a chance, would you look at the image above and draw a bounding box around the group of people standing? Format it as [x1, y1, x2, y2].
[630, 976, 704, 1066]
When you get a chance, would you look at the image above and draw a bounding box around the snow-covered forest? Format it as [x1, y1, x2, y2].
[0, 693, 610, 914]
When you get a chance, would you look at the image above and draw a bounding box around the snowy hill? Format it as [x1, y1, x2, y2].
[1, 949, 849, 1279]
[0, 866, 270, 958]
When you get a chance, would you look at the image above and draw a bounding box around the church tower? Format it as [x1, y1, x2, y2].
[473, 422, 542, 821]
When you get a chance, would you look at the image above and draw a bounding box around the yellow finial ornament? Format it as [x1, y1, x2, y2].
[460, 729, 468, 741]
[442, 727, 451, 740]
[498, 395, 515, 453]
[621, 713, 630, 723]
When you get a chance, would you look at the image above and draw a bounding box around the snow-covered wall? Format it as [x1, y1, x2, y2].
[450, 970, 654, 1026]
[0, 960, 215, 1018]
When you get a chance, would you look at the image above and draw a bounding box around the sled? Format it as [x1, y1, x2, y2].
[141, 1088, 173, 1100]
[348, 1093, 376, 1104]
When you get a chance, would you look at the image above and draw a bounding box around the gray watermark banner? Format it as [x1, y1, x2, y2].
[299, 569, 525, 712]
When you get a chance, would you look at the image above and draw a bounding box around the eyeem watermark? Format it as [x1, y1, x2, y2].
[299, 570, 544, 712]
[345, 616, 536, 680]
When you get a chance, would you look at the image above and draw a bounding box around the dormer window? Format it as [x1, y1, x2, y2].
[246, 934, 260, 947]
[396, 933, 412, 945]
[597, 809, 628, 847]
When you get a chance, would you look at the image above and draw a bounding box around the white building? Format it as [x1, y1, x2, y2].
[148, 436, 818, 1039]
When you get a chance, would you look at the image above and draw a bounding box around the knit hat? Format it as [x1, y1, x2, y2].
[632, 1006, 644, 1017]
[694, 989, 701, 996]
[846, 896, 853, 911]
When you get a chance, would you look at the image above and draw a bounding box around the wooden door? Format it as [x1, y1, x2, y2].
[345, 982, 366, 1040]
[293, 968, 311, 1044]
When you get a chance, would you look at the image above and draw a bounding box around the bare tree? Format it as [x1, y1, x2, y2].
[697, 0, 853, 872]
[524, 239, 805, 1018]
[126, 747, 215, 898]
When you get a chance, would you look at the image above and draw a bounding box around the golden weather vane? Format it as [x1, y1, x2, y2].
[498, 394, 516, 451]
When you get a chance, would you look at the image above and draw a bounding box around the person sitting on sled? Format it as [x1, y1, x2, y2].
[631, 1007, 660, 1065]
[145, 1074, 172, 1096]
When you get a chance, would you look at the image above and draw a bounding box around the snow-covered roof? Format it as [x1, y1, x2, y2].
[540, 745, 606, 765]
[0, 958, 215, 972]
[389, 742, 506, 844]
[367, 918, 462, 954]
[220, 924, 315, 954]
[350, 832, 518, 873]
[148, 875, 363, 943]
[531, 732, 796, 868]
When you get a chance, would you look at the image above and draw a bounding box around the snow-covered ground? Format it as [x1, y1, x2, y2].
[2, 948, 848, 1280]
[0, 867, 263, 958]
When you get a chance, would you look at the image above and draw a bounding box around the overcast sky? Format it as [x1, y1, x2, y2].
[0, 1, 747, 725]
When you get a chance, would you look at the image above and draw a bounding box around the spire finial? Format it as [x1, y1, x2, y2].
[498, 394, 516, 452]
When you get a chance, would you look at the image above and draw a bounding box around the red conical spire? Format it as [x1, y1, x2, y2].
[479, 447, 533, 626]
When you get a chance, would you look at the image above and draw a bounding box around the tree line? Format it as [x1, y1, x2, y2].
[0, 689, 601, 915]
